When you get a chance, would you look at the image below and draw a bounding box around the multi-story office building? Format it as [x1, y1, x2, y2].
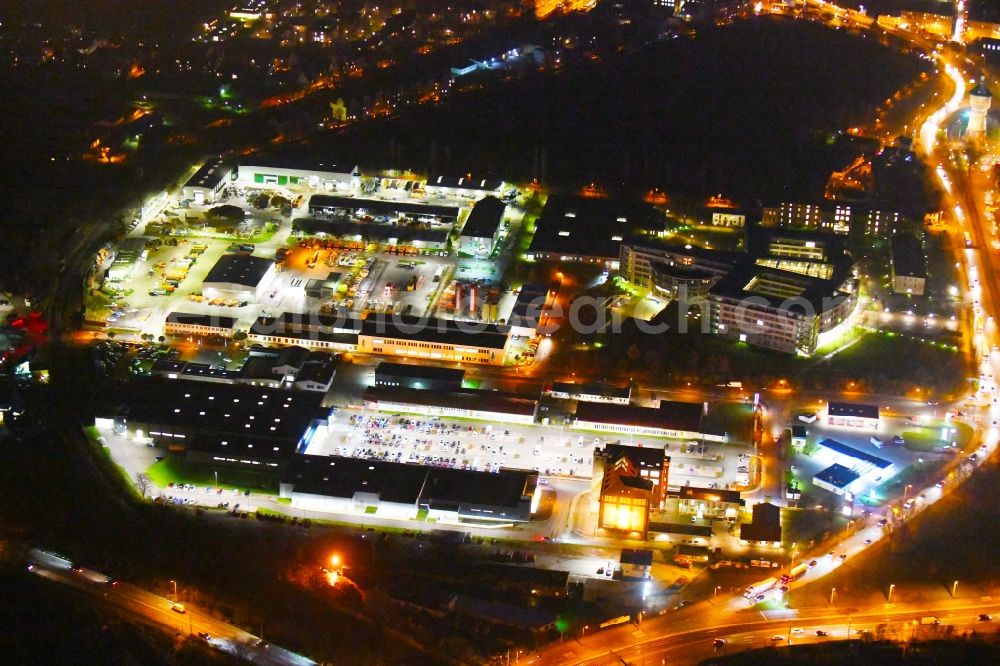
[619, 243, 739, 301]
[761, 201, 909, 237]
[707, 263, 858, 355]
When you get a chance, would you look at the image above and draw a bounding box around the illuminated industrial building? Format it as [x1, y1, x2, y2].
[247, 312, 513, 365]
[597, 456, 653, 538]
[969, 78, 992, 136]
[594, 442, 670, 509]
[181, 158, 233, 205]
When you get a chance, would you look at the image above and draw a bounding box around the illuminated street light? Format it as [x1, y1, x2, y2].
[330, 554, 342, 568]
[888, 583, 896, 603]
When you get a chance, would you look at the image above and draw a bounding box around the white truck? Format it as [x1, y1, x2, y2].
[743, 577, 779, 599]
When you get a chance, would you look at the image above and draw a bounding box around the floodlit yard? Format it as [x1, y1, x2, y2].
[147, 455, 279, 494]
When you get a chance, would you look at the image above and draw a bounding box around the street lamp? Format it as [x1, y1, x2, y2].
[170, 579, 177, 600]
[904, 484, 913, 501]
[714, 585, 722, 598]
[330, 553, 341, 569]
[830, 587, 837, 605]
[952, 580, 959, 597]
[888, 583, 896, 603]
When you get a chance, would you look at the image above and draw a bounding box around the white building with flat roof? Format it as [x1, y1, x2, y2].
[236, 158, 360, 191]
[182, 159, 232, 205]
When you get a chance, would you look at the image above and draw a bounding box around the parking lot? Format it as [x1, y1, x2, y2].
[304, 408, 755, 486]
[102, 237, 267, 336]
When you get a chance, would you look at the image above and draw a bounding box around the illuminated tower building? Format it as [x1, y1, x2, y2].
[952, 0, 968, 43]
[969, 78, 992, 136]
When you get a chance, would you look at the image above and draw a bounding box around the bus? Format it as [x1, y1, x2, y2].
[743, 577, 778, 599]
[781, 563, 809, 584]
[965, 232, 974, 249]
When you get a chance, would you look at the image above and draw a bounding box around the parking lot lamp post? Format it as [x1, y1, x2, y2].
[952, 580, 958, 597]
[888, 583, 895, 603]
[170, 579, 177, 600]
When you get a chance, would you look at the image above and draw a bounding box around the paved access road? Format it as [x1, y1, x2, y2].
[27, 549, 314, 666]
[533, 598, 1000, 666]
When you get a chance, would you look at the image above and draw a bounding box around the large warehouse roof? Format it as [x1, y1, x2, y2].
[102, 379, 328, 451]
[184, 158, 231, 191]
[292, 218, 449, 244]
[460, 196, 506, 240]
[308, 195, 460, 219]
[203, 254, 273, 289]
[427, 174, 503, 191]
[239, 156, 358, 176]
[363, 385, 537, 417]
[282, 455, 537, 516]
[375, 362, 465, 385]
[361, 313, 510, 350]
[165, 312, 237, 329]
[282, 455, 427, 504]
[528, 195, 662, 260]
[574, 400, 704, 434]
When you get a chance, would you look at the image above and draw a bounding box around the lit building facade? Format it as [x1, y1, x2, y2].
[593, 443, 670, 509]
[619, 243, 737, 302]
[707, 264, 858, 355]
[597, 457, 653, 538]
[761, 201, 906, 237]
[969, 78, 992, 136]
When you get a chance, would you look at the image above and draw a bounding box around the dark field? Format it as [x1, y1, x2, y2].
[307, 17, 930, 201]
[792, 455, 1000, 608]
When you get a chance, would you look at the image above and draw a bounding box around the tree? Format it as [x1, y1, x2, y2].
[158, 336, 166, 344]
[135, 472, 151, 498]
[207, 204, 246, 224]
